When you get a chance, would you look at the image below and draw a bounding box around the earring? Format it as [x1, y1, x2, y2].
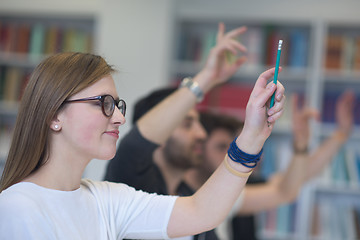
[54, 125, 59, 130]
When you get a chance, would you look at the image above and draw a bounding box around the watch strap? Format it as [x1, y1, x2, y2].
[179, 77, 204, 102]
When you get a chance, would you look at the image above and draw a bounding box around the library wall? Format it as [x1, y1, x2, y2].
[1, 1, 360, 239]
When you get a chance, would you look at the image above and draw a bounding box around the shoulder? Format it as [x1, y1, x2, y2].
[81, 179, 143, 204]
[0, 183, 41, 213]
[0, 183, 50, 233]
[81, 179, 177, 209]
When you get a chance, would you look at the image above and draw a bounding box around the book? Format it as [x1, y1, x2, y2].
[29, 23, 45, 60]
[276, 204, 291, 234]
[3, 23, 17, 54]
[331, 148, 349, 185]
[259, 140, 277, 180]
[17, 71, 30, 101]
[264, 25, 278, 67]
[243, 26, 264, 69]
[265, 208, 277, 232]
[341, 35, 355, 72]
[0, 66, 5, 100]
[321, 92, 337, 123]
[200, 30, 216, 64]
[3, 67, 23, 102]
[344, 147, 360, 187]
[325, 35, 342, 69]
[289, 29, 308, 69]
[16, 24, 30, 54]
[44, 26, 59, 55]
[72, 30, 87, 53]
[353, 37, 360, 71]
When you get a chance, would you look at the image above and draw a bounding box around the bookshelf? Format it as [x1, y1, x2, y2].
[172, 19, 310, 131]
[170, 2, 360, 239]
[0, 13, 95, 175]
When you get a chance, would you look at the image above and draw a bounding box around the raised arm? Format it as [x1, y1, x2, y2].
[274, 94, 321, 202]
[305, 90, 355, 180]
[167, 68, 286, 238]
[237, 91, 355, 215]
[138, 23, 248, 144]
[236, 93, 319, 214]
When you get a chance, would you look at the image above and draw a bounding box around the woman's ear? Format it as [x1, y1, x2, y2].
[50, 114, 62, 131]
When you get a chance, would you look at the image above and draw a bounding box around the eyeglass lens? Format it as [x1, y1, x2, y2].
[103, 95, 126, 117]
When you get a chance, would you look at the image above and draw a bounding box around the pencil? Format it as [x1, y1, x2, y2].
[269, 39, 283, 109]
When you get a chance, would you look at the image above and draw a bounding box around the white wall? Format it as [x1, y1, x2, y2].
[175, 0, 360, 22]
[0, 0, 100, 15]
[84, 0, 175, 180]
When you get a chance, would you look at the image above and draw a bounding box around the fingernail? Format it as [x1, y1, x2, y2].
[267, 83, 275, 89]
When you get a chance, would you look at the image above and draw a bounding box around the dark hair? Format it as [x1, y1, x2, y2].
[132, 87, 177, 124]
[199, 111, 244, 137]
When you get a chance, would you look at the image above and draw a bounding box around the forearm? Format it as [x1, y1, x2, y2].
[167, 67, 285, 238]
[138, 71, 213, 145]
[168, 156, 251, 238]
[237, 171, 301, 215]
[237, 180, 285, 215]
[277, 154, 307, 201]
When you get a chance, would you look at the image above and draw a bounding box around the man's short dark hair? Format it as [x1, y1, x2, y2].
[199, 111, 244, 137]
[132, 87, 177, 124]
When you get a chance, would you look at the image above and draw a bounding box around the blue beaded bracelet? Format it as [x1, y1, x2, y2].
[227, 137, 263, 168]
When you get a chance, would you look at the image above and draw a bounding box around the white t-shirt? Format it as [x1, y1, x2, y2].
[0, 179, 177, 240]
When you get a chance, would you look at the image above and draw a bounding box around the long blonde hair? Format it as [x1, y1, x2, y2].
[0, 52, 115, 192]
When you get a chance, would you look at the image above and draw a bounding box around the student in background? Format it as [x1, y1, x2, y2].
[184, 90, 355, 240]
[104, 23, 285, 240]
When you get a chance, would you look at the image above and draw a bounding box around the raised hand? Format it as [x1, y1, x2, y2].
[237, 67, 285, 154]
[196, 22, 248, 92]
[335, 90, 355, 140]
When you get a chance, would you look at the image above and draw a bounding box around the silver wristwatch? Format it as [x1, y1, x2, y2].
[179, 77, 204, 102]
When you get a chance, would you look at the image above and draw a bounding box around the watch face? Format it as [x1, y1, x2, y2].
[181, 77, 203, 102]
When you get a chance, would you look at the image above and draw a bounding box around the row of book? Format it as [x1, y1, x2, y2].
[0, 66, 30, 102]
[261, 133, 360, 187]
[257, 202, 298, 237]
[325, 34, 360, 71]
[257, 143, 360, 238]
[176, 25, 309, 69]
[0, 21, 93, 58]
[177, 77, 360, 135]
[311, 201, 360, 239]
[320, 146, 360, 187]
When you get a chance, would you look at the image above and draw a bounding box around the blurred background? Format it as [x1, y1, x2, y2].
[1, 0, 360, 239]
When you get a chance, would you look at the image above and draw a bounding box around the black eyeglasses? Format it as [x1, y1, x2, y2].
[64, 94, 126, 117]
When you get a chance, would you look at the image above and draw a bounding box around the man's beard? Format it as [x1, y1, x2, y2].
[163, 137, 204, 170]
